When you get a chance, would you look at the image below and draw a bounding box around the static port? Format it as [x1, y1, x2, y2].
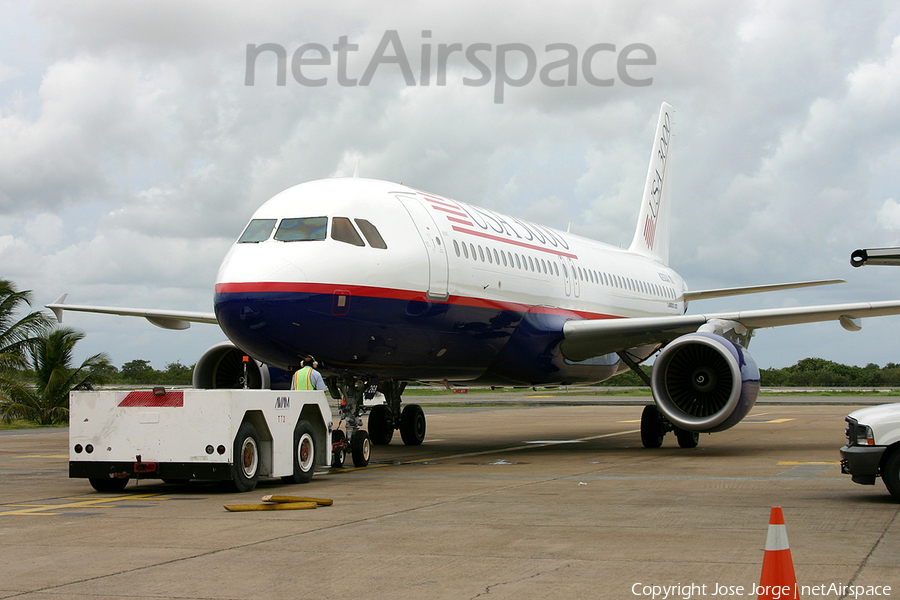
[85, 444, 94, 454]
[74, 444, 83, 453]
[205, 445, 214, 455]
[217, 445, 226, 455]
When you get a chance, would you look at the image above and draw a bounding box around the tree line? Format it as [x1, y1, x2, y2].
[89, 359, 194, 386]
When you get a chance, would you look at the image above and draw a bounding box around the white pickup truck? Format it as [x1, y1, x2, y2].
[69, 389, 333, 493]
[840, 403, 900, 501]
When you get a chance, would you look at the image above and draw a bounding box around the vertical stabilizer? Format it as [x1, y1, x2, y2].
[628, 102, 673, 265]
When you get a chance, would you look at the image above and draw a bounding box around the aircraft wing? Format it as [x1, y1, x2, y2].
[46, 294, 218, 331]
[560, 300, 900, 362]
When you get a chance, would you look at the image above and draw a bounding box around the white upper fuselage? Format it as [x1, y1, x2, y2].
[216, 177, 686, 321]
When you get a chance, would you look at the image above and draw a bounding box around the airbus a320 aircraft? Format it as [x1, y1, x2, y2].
[50, 103, 900, 467]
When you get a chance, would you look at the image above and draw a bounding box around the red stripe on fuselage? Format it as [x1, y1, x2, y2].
[429, 204, 470, 219]
[418, 193, 457, 207]
[214, 282, 617, 321]
[451, 226, 579, 259]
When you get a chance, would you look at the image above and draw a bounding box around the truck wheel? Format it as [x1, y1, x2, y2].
[883, 449, 900, 501]
[368, 405, 394, 445]
[351, 430, 371, 467]
[400, 404, 426, 446]
[331, 430, 346, 469]
[89, 477, 129, 492]
[231, 421, 260, 492]
[282, 420, 316, 484]
[641, 405, 665, 448]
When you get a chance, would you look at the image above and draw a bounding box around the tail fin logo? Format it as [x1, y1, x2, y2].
[643, 109, 670, 250]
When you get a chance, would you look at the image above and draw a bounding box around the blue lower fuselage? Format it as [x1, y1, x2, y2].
[214, 285, 629, 386]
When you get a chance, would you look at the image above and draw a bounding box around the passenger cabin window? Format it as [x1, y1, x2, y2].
[332, 217, 365, 247]
[355, 219, 388, 249]
[274, 217, 327, 242]
[238, 219, 277, 243]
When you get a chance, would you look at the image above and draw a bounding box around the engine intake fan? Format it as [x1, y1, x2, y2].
[650, 333, 760, 433]
[193, 341, 272, 389]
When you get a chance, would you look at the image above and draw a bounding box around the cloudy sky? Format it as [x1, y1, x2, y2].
[2, 0, 900, 372]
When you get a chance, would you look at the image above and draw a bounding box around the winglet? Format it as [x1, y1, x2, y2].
[48, 294, 68, 323]
[628, 102, 673, 265]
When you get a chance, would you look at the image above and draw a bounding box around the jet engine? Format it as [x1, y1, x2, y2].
[650, 333, 760, 433]
[192, 341, 288, 389]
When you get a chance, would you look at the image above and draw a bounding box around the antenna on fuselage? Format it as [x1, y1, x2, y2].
[353, 159, 360, 179]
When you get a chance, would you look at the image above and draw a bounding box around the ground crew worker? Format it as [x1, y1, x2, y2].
[292, 356, 327, 391]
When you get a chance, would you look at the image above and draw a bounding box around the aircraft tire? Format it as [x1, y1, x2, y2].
[675, 428, 700, 449]
[883, 448, 900, 502]
[331, 430, 346, 469]
[231, 421, 260, 492]
[640, 405, 665, 448]
[400, 404, 426, 446]
[351, 430, 371, 467]
[368, 405, 394, 445]
[281, 419, 316, 484]
[89, 477, 129, 492]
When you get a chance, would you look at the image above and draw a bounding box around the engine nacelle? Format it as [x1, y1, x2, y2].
[193, 341, 290, 390]
[650, 333, 760, 433]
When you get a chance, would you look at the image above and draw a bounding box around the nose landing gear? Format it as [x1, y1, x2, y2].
[329, 377, 372, 468]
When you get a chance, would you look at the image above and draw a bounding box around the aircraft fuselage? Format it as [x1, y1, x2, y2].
[214, 178, 686, 385]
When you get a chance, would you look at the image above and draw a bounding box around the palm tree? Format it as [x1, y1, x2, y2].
[0, 279, 51, 417]
[4, 327, 111, 425]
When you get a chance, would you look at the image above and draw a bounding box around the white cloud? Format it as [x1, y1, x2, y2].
[877, 199, 900, 232]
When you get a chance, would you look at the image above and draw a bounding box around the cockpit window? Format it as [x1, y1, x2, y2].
[331, 217, 365, 247]
[274, 217, 327, 241]
[355, 219, 388, 249]
[238, 219, 277, 243]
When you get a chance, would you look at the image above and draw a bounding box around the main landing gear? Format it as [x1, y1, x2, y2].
[369, 380, 426, 447]
[615, 352, 700, 450]
[640, 405, 699, 449]
[327, 377, 427, 469]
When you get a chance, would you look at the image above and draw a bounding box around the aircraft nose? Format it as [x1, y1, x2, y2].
[217, 246, 307, 284]
[263, 260, 307, 282]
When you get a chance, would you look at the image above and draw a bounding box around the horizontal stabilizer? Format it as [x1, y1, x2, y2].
[683, 279, 844, 302]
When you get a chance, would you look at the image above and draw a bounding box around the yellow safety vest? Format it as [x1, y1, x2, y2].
[292, 366, 314, 390]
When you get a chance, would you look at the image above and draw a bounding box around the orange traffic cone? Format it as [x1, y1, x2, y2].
[757, 506, 798, 600]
